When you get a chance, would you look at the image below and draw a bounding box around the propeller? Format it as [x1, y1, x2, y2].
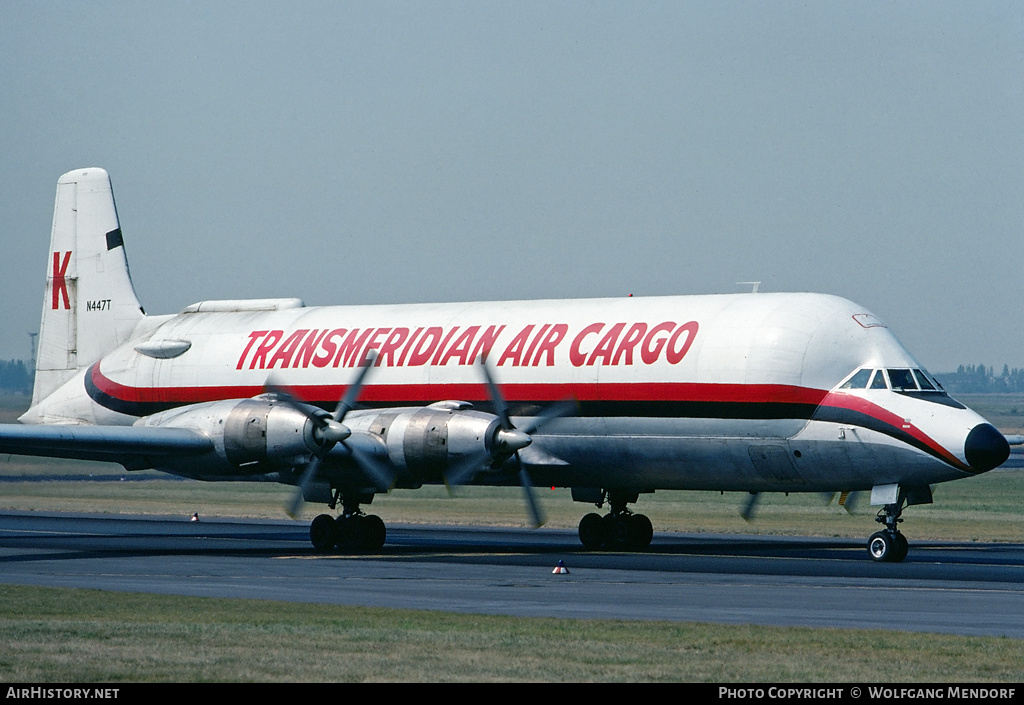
[740, 492, 760, 521]
[444, 360, 575, 528]
[266, 352, 393, 517]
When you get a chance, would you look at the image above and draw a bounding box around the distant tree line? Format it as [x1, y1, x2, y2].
[0, 359, 32, 394]
[935, 365, 1024, 394]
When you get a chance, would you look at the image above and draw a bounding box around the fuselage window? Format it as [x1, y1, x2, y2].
[840, 369, 873, 389]
[887, 368, 917, 391]
[869, 369, 888, 389]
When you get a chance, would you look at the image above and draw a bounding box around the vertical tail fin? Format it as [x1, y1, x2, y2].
[32, 168, 145, 406]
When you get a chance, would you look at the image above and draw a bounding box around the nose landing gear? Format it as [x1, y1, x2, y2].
[868, 488, 914, 563]
[868, 528, 908, 562]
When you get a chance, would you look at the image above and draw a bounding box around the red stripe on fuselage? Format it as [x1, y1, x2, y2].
[87, 362, 826, 406]
[820, 391, 968, 471]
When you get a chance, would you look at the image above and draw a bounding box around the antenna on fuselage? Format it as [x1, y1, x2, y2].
[737, 281, 761, 293]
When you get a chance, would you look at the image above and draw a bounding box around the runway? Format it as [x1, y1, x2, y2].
[1, 511, 1023, 638]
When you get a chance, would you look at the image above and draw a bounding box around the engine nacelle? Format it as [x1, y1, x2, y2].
[345, 404, 509, 480]
[136, 396, 322, 478]
[136, 397, 523, 486]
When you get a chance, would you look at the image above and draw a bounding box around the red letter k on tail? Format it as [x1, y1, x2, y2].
[52, 251, 71, 310]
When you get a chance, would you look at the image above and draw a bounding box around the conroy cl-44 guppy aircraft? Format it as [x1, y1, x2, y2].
[0, 168, 1011, 562]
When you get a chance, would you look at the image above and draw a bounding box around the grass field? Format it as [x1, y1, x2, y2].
[2, 392, 1023, 681]
[3, 584, 1024, 682]
[953, 394, 1024, 436]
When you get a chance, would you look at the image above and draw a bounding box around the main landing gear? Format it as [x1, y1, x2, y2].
[308, 491, 387, 554]
[309, 512, 386, 553]
[868, 492, 910, 563]
[577, 491, 654, 551]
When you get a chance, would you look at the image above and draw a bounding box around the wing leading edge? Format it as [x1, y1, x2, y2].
[0, 424, 212, 469]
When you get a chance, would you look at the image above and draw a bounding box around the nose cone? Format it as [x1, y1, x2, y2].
[964, 423, 1010, 472]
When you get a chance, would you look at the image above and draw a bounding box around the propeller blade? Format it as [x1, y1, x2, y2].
[519, 398, 578, 435]
[348, 443, 395, 493]
[519, 464, 546, 528]
[740, 492, 759, 521]
[263, 377, 322, 422]
[443, 359, 513, 492]
[286, 455, 321, 518]
[270, 352, 389, 517]
[479, 359, 512, 429]
[444, 451, 490, 493]
[262, 372, 297, 399]
[450, 358, 576, 526]
[333, 350, 377, 422]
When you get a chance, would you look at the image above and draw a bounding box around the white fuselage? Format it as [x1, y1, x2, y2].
[25, 291, 993, 492]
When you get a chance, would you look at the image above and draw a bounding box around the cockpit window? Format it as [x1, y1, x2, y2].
[839, 367, 947, 394]
[839, 369, 873, 389]
[887, 369, 916, 391]
[837, 366, 960, 406]
[913, 369, 936, 391]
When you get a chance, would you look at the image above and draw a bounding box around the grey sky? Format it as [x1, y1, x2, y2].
[2, 2, 1021, 373]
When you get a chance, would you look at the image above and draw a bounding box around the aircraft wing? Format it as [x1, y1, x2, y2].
[0, 424, 212, 469]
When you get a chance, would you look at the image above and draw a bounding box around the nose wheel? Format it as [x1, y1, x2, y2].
[868, 530, 908, 562]
[868, 493, 909, 562]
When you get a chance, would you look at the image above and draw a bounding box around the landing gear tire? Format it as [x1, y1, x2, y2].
[868, 531, 908, 563]
[578, 513, 605, 550]
[630, 513, 653, 549]
[869, 491, 911, 562]
[333, 514, 387, 554]
[335, 514, 364, 553]
[578, 512, 653, 551]
[892, 532, 909, 562]
[362, 514, 387, 552]
[310, 514, 337, 552]
[605, 513, 632, 550]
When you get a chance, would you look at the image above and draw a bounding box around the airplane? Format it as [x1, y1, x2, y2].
[0, 167, 1011, 563]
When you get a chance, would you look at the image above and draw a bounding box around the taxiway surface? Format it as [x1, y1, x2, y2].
[1, 511, 1022, 638]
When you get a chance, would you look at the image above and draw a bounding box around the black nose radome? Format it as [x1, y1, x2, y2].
[965, 423, 1010, 472]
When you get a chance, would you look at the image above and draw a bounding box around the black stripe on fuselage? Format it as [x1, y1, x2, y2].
[83, 374, 964, 470]
[811, 404, 967, 471]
